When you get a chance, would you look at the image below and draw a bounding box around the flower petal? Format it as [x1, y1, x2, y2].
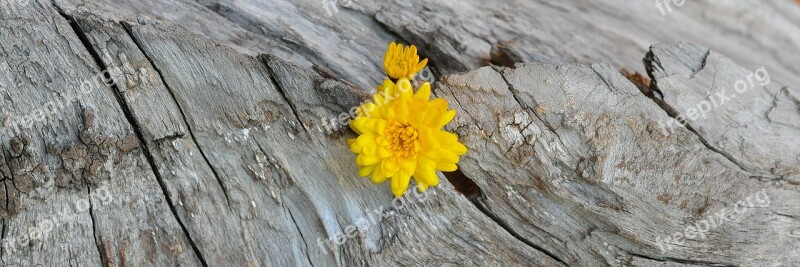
[415, 82, 431, 100]
[432, 110, 457, 129]
[414, 168, 439, 187]
[436, 163, 458, 172]
[371, 164, 389, 184]
[356, 154, 380, 166]
[391, 173, 412, 197]
[359, 165, 376, 177]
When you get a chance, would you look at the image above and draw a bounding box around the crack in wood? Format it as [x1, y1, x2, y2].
[628, 251, 736, 267]
[86, 186, 108, 267]
[470, 197, 568, 266]
[114, 22, 212, 267]
[642, 49, 781, 181]
[119, 22, 234, 210]
[261, 57, 312, 136]
[46, 6, 115, 266]
[51, 7, 209, 265]
[285, 204, 315, 267]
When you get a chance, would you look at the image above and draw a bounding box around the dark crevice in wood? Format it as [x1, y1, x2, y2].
[51, 7, 113, 266]
[470, 197, 568, 266]
[2, 139, 20, 221]
[620, 68, 655, 99]
[151, 133, 186, 144]
[0, 146, 24, 263]
[0, 183, 6, 263]
[629, 252, 737, 267]
[1, 149, 11, 262]
[490, 44, 518, 68]
[112, 22, 212, 267]
[495, 58, 774, 264]
[433, 68, 567, 265]
[488, 65, 612, 266]
[654, 99, 771, 179]
[119, 22, 234, 209]
[51, 8, 209, 266]
[642, 49, 666, 100]
[86, 186, 109, 267]
[441, 165, 566, 265]
[441, 169, 481, 198]
[446, 162, 571, 265]
[285, 204, 315, 267]
[260, 57, 311, 135]
[392, 64, 569, 264]
[0, 219, 4, 265]
[642, 50, 776, 180]
[691, 49, 712, 79]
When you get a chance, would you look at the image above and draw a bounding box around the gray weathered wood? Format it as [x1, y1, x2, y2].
[645, 42, 800, 183]
[52, 0, 800, 90]
[0, 0, 798, 266]
[0, 1, 200, 265]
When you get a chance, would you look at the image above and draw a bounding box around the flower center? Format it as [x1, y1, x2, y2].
[385, 120, 419, 158]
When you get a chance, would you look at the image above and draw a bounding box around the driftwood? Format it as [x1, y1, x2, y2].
[0, 0, 798, 266]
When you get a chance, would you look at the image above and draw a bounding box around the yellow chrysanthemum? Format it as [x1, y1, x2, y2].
[348, 78, 467, 197]
[384, 42, 429, 80]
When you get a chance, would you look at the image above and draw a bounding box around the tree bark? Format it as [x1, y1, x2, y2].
[1, 0, 798, 266]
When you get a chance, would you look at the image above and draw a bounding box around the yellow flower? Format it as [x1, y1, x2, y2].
[348, 78, 467, 197]
[383, 42, 429, 80]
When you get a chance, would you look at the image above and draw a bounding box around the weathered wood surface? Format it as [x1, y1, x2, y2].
[51, 0, 800, 90]
[0, 0, 798, 266]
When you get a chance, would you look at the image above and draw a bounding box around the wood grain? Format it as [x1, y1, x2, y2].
[0, 0, 797, 266]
